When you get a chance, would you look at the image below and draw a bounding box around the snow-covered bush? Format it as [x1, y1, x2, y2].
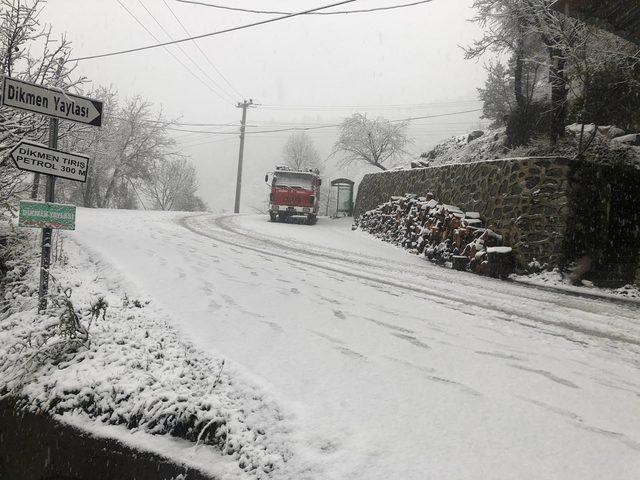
[1, 287, 107, 395]
[0, 232, 296, 478]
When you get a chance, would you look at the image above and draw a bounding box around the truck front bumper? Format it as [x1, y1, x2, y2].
[270, 205, 317, 215]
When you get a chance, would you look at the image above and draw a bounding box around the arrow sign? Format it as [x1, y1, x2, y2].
[1, 77, 103, 126]
[10, 140, 90, 183]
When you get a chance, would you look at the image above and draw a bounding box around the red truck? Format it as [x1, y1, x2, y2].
[265, 166, 321, 224]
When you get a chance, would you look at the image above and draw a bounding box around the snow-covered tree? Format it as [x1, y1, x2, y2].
[62, 94, 176, 209]
[61, 90, 206, 211]
[468, 0, 594, 144]
[0, 0, 84, 213]
[467, 0, 548, 145]
[281, 132, 321, 171]
[141, 157, 203, 211]
[332, 113, 412, 171]
[59, 86, 118, 208]
[478, 61, 513, 128]
[478, 56, 546, 139]
[100, 97, 176, 208]
[526, 1, 586, 143]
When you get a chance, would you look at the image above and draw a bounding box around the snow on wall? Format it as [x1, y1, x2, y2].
[354, 157, 640, 286]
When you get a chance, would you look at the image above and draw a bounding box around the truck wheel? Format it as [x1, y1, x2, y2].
[269, 212, 277, 222]
[277, 213, 287, 223]
[307, 214, 317, 225]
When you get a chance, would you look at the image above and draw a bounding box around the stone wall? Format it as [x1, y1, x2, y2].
[354, 157, 572, 267]
[354, 157, 640, 286]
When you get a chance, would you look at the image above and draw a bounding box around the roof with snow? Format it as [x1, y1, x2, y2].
[553, 0, 640, 45]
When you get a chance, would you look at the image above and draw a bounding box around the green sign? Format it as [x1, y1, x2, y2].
[18, 200, 76, 230]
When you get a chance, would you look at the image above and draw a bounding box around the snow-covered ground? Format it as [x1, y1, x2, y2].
[4, 209, 637, 479]
[45, 208, 639, 480]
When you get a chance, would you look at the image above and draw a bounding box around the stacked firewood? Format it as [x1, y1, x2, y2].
[356, 193, 513, 278]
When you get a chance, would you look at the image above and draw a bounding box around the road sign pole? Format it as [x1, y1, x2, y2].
[30, 173, 40, 199]
[0, 76, 101, 310]
[38, 117, 58, 311]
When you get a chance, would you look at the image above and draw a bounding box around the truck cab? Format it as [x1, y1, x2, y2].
[265, 166, 321, 225]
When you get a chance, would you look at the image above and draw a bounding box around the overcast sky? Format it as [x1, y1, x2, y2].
[43, 0, 490, 212]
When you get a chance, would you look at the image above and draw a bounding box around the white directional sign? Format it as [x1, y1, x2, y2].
[10, 140, 90, 183]
[1, 77, 103, 126]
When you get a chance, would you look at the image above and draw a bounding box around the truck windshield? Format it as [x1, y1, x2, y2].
[273, 173, 313, 190]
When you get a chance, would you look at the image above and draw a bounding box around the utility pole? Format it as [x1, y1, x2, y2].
[234, 99, 253, 214]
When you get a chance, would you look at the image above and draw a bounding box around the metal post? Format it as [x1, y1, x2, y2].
[38, 117, 58, 311]
[31, 173, 40, 199]
[234, 99, 253, 214]
[325, 189, 330, 217]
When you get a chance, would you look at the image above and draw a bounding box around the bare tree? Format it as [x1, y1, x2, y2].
[61, 91, 202, 211]
[467, 0, 591, 144]
[477, 61, 514, 128]
[282, 132, 321, 171]
[0, 0, 85, 212]
[141, 157, 200, 211]
[526, 0, 586, 143]
[59, 86, 118, 208]
[332, 113, 412, 171]
[100, 97, 176, 208]
[478, 58, 545, 130]
[174, 192, 208, 212]
[466, 0, 547, 145]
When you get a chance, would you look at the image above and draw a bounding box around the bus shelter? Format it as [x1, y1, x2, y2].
[330, 178, 355, 217]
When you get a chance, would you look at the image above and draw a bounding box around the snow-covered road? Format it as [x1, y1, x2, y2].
[71, 209, 640, 480]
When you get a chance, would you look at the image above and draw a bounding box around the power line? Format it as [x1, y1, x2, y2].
[70, 0, 359, 62]
[129, 117, 485, 128]
[110, 115, 241, 127]
[138, 0, 236, 102]
[394, 109, 483, 123]
[117, 111, 486, 129]
[162, 0, 243, 99]
[175, 128, 483, 149]
[115, 0, 233, 105]
[180, 137, 238, 148]
[165, 108, 483, 135]
[169, 126, 240, 134]
[175, 0, 434, 15]
[259, 100, 481, 111]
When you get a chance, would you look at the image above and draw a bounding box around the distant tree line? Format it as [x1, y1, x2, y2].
[468, 0, 640, 146]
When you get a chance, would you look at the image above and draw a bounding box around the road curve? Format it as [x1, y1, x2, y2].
[70, 209, 640, 480]
[183, 214, 640, 351]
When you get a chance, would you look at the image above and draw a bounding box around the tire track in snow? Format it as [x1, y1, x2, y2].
[213, 215, 640, 327]
[178, 215, 640, 352]
[214, 214, 640, 311]
[519, 397, 640, 453]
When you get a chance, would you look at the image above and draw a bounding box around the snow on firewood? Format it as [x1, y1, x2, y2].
[355, 193, 514, 278]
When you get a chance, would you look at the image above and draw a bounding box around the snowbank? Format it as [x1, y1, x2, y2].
[0, 232, 302, 479]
